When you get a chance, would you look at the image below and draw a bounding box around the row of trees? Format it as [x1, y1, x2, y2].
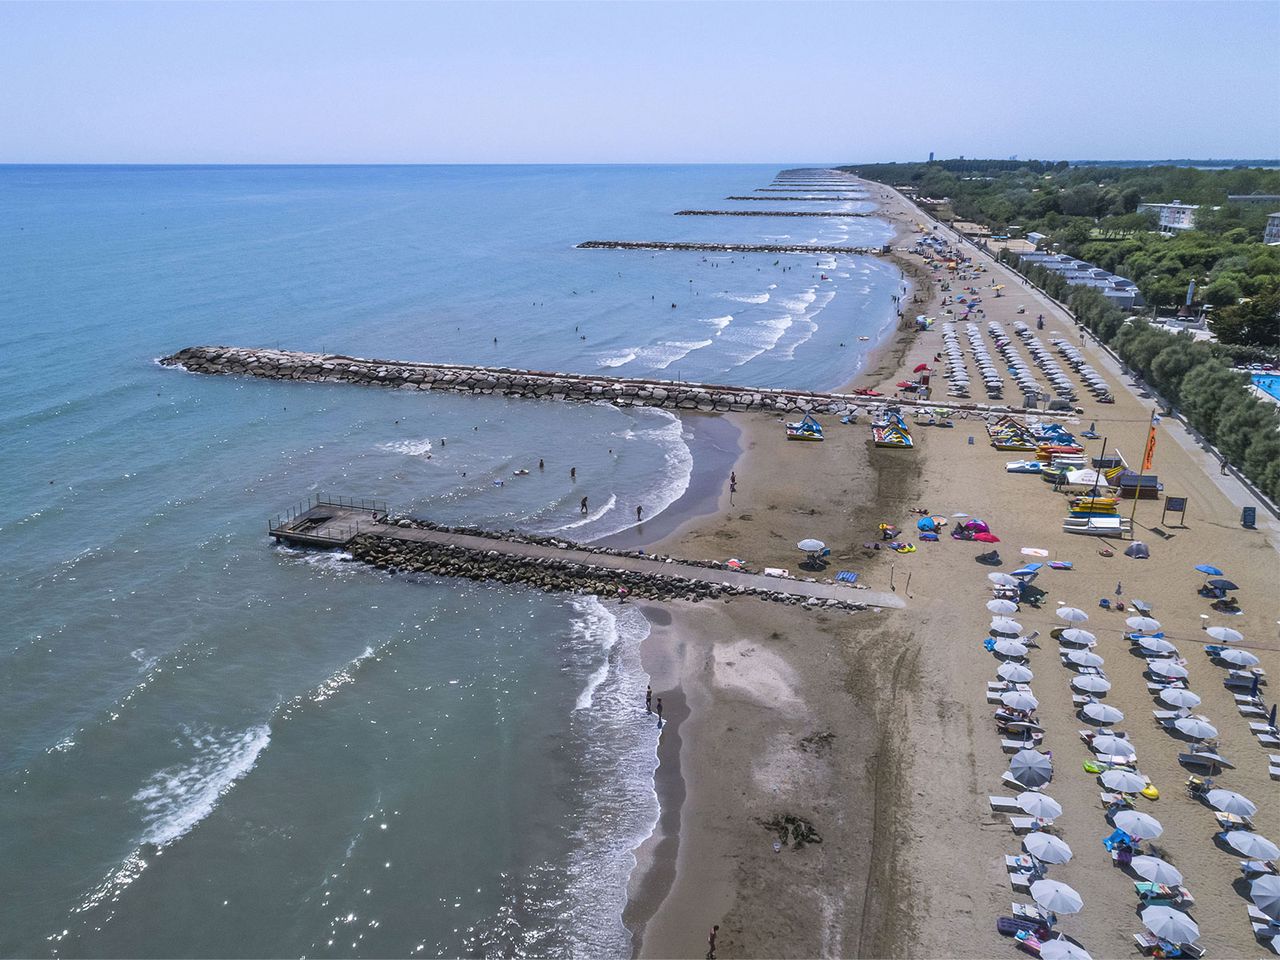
[1061, 288, 1280, 503]
[847, 158, 1280, 351]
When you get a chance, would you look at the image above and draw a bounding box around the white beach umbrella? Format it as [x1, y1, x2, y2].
[1115, 810, 1163, 839]
[1251, 874, 1280, 921]
[1149, 660, 1188, 679]
[989, 572, 1020, 587]
[1001, 691, 1039, 711]
[1226, 832, 1280, 860]
[1030, 879, 1084, 915]
[796, 538, 825, 552]
[1059, 628, 1096, 647]
[1101, 769, 1147, 793]
[1024, 832, 1073, 864]
[1056, 607, 1089, 624]
[1141, 906, 1199, 944]
[1009, 749, 1053, 788]
[1018, 791, 1063, 819]
[994, 639, 1030, 658]
[1206, 626, 1243, 643]
[1173, 717, 1218, 740]
[990, 617, 1023, 635]
[1040, 939, 1092, 960]
[1131, 856, 1183, 886]
[1083, 702, 1124, 725]
[988, 599, 1020, 615]
[1072, 675, 1111, 693]
[1218, 648, 1261, 668]
[1066, 650, 1104, 668]
[1158, 688, 1201, 709]
[1206, 789, 1257, 818]
[998, 662, 1034, 683]
[1092, 735, 1135, 757]
[1138, 638, 1178, 656]
[1126, 616, 1162, 633]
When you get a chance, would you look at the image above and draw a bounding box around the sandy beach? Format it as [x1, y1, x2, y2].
[623, 176, 1280, 958]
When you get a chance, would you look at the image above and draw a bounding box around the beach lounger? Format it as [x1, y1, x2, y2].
[1071, 694, 1090, 707]
[835, 571, 859, 584]
[1260, 733, 1280, 748]
[1241, 705, 1267, 717]
[1271, 754, 1280, 780]
[1242, 860, 1280, 877]
[1226, 671, 1267, 689]
[1235, 693, 1265, 705]
[1002, 738, 1041, 753]
[1249, 905, 1278, 925]
[1002, 772, 1045, 792]
[1011, 902, 1048, 922]
[1250, 722, 1279, 734]
[1008, 871, 1032, 890]
[1133, 933, 1160, 954]
[997, 916, 1045, 938]
[1135, 881, 1194, 906]
[1152, 710, 1181, 721]
[1214, 811, 1252, 830]
[1252, 925, 1280, 953]
[1008, 816, 1050, 833]
[990, 796, 1022, 813]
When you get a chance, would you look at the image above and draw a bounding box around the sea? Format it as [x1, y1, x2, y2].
[0, 164, 899, 957]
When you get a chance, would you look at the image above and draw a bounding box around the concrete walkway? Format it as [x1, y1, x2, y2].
[363, 522, 906, 608]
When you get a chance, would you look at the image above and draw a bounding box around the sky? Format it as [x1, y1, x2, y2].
[1, 1, 1277, 164]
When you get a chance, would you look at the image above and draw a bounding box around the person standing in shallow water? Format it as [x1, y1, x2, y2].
[655, 697, 663, 727]
[580, 496, 589, 515]
[645, 685, 652, 714]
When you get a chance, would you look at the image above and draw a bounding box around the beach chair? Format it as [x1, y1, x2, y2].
[1248, 905, 1277, 925]
[1008, 816, 1049, 833]
[1260, 733, 1280, 748]
[1011, 902, 1047, 923]
[1002, 738, 1041, 753]
[989, 796, 1022, 813]
[1252, 924, 1280, 953]
[1241, 704, 1267, 718]
[1250, 722, 1279, 735]
[1132, 933, 1160, 955]
[1002, 772, 1044, 792]
[1215, 811, 1254, 831]
[1233, 693, 1264, 706]
[1270, 754, 1280, 780]
[1242, 860, 1280, 877]
[1152, 710, 1181, 722]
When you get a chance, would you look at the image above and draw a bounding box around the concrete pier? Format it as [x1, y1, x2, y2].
[269, 498, 902, 611]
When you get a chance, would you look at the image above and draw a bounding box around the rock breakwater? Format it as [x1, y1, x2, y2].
[674, 210, 874, 218]
[347, 532, 871, 610]
[160, 346, 1063, 418]
[575, 240, 885, 255]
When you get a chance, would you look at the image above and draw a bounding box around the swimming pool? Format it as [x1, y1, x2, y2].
[1252, 373, 1280, 402]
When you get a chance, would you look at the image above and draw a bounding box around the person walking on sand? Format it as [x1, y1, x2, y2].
[655, 698, 663, 727]
[707, 924, 719, 959]
[580, 496, 589, 515]
[645, 685, 652, 714]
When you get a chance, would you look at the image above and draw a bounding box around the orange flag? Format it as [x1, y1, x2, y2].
[1142, 423, 1158, 473]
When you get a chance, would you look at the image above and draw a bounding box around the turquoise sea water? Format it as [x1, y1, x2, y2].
[0, 165, 897, 957]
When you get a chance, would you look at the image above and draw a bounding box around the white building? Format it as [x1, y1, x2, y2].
[1265, 212, 1280, 245]
[1138, 201, 1199, 232]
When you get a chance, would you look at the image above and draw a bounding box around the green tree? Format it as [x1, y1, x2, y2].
[1211, 288, 1280, 348]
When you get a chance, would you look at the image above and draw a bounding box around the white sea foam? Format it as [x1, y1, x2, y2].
[133, 723, 271, 846]
[598, 350, 639, 369]
[553, 493, 617, 532]
[570, 596, 620, 711]
[721, 291, 770, 305]
[700, 314, 732, 335]
[379, 438, 433, 457]
[638, 339, 713, 370]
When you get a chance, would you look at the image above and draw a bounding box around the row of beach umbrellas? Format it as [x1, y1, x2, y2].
[1016, 328, 1078, 401]
[1050, 338, 1111, 398]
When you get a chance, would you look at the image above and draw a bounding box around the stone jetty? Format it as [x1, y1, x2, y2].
[756, 188, 867, 193]
[575, 240, 884, 255]
[161, 345, 1070, 419]
[271, 505, 900, 611]
[724, 196, 865, 201]
[674, 210, 873, 218]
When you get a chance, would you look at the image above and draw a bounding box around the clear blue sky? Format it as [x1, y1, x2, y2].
[1, 0, 1276, 163]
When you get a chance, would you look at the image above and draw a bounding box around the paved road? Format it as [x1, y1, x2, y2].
[365, 522, 905, 608]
